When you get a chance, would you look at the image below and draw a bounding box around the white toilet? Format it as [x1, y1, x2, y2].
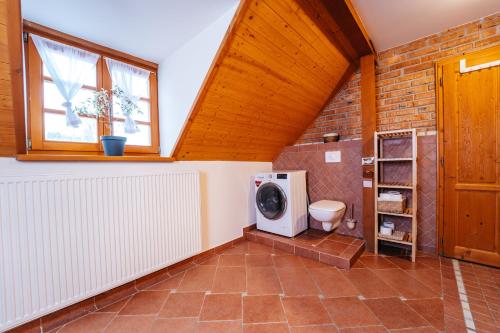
[308, 200, 347, 232]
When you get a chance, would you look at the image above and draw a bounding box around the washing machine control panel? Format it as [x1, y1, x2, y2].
[276, 174, 288, 179]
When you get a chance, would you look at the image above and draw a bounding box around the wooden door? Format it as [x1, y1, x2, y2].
[438, 45, 500, 267]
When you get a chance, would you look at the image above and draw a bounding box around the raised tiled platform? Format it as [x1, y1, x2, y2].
[244, 228, 365, 269]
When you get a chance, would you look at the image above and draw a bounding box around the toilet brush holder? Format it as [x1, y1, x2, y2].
[345, 203, 356, 230]
[345, 218, 357, 230]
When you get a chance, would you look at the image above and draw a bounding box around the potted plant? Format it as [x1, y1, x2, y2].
[75, 87, 142, 156]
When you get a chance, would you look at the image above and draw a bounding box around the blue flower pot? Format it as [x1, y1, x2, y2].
[101, 136, 127, 156]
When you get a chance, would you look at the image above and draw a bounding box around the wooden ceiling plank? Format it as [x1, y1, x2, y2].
[194, 110, 305, 134]
[242, 7, 343, 80]
[236, 22, 337, 89]
[229, 32, 336, 94]
[208, 70, 324, 112]
[217, 60, 331, 109]
[206, 94, 315, 123]
[189, 116, 299, 138]
[255, 1, 345, 72]
[228, 35, 332, 98]
[262, 0, 349, 68]
[186, 125, 296, 142]
[184, 136, 289, 147]
[201, 102, 314, 129]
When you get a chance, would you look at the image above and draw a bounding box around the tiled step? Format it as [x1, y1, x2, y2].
[244, 228, 365, 269]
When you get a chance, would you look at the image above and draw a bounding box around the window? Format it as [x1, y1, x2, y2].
[25, 28, 159, 155]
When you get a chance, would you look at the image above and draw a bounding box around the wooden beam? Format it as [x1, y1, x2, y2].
[295, 0, 374, 64]
[360, 54, 376, 251]
[7, 0, 26, 154]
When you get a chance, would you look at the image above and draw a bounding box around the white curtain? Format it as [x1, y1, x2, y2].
[31, 34, 99, 128]
[105, 58, 150, 134]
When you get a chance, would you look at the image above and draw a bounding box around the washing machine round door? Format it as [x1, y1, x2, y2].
[256, 182, 287, 220]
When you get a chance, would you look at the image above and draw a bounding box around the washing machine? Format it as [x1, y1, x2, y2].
[255, 171, 308, 237]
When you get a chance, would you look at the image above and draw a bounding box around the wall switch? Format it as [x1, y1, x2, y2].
[363, 179, 373, 188]
[325, 151, 341, 163]
[362, 157, 374, 165]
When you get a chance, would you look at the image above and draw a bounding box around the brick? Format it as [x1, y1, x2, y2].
[441, 34, 479, 49]
[465, 22, 480, 34]
[420, 49, 456, 63]
[455, 43, 474, 53]
[390, 58, 420, 71]
[413, 98, 435, 107]
[394, 71, 425, 83]
[411, 76, 434, 87]
[378, 54, 406, 67]
[480, 27, 497, 38]
[378, 69, 401, 80]
[395, 39, 428, 54]
[414, 91, 435, 100]
[404, 62, 433, 74]
[474, 35, 500, 48]
[408, 45, 439, 58]
[381, 81, 411, 92]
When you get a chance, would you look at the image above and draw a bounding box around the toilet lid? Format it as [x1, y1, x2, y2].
[309, 200, 345, 212]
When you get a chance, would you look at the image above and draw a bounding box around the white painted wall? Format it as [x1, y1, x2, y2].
[158, 3, 238, 156]
[0, 158, 270, 250]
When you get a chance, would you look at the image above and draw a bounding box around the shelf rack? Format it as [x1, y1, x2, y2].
[374, 129, 417, 262]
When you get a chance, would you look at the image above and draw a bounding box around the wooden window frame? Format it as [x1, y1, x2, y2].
[24, 21, 160, 156]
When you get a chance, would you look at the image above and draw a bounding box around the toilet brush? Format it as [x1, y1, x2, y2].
[345, 203, 357, 230]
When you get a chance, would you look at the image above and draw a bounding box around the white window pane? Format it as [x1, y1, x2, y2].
[44, 81, 96, 113]
[112, 99, 150, 122]
[43, 63, 96, 87]
[113, 122, 151, 146]
[44, 112, 98, 143]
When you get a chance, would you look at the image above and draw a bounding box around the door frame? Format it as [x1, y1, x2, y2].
[436, 44, 500, 256]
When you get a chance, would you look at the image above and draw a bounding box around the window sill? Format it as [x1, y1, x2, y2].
[16, 154, 175, 163]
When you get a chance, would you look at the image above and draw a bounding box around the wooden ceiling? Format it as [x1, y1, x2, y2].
[174, 0, 373, 161]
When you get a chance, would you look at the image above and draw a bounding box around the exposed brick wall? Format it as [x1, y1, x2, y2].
[296, 12, 500, 144]
[299, 70, 361, 144]
[273, 140, 363, 238]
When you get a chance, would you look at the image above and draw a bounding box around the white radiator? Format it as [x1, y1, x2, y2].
[0, 171, 201, 331]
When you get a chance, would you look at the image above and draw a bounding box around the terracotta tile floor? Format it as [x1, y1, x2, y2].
[46, 240, 499, 333]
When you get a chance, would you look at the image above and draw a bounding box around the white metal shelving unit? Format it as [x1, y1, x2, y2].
[374, 129, 417, 262]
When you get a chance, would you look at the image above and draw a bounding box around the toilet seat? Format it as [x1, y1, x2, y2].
[309, 200, 345, 212]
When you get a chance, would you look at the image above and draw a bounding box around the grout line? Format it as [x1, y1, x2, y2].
[452, 259, 476, 332]
[100, 313, 118, 333]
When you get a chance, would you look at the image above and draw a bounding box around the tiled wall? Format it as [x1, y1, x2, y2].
[296, 12, 499, 144]
[273, 135, 437, 252]
[274, 140, 363, 238]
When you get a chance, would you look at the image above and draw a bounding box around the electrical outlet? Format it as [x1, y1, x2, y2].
[325, 151, 341, 163]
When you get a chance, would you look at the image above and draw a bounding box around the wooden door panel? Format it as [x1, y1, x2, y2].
[457, 68, 497, 183]
[439, 45, 500, 267]
[456, 191, 496, 252]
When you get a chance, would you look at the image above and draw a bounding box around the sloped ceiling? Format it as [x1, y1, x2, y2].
[174, 0, 372, 161]
[21, 0, 238, 63]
